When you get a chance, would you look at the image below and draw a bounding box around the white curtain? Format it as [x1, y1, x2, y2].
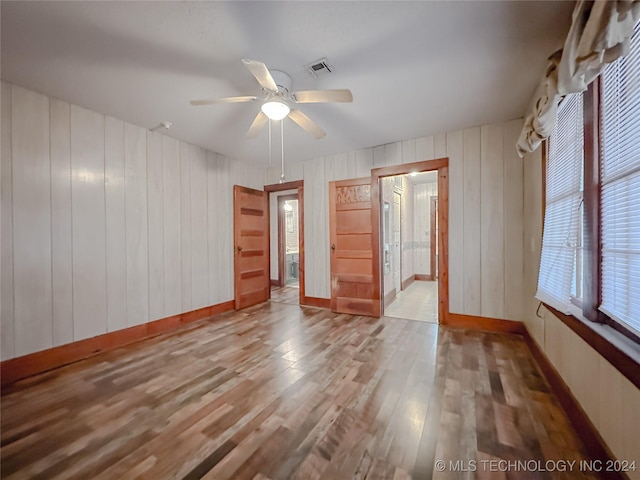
[517, 0, 640, 157]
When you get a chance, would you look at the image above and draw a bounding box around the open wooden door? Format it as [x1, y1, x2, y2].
[329, 178, 380, 317]
[234, 185, 270, 310]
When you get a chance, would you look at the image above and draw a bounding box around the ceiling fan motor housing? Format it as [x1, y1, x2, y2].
[270, 70, 293, 94]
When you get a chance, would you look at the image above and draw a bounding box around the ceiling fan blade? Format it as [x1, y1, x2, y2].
[246, 111, 268, 138]
[242, 59, 278, 92]
[293, 89, 353, 104]
[288, 109, 326, 139]
[190, 96, 257, 106]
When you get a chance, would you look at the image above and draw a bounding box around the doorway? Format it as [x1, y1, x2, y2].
[372, 159, 449, 324]
[392, 191, 402, 293]
[379, 172, 438, 323]
[278, 194, 299, 287]
[265, 181, 305, 306]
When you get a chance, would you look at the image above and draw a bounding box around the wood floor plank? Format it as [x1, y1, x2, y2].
[1, 302, 599, 479]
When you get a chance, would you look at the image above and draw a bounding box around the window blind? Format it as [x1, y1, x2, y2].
[599, 23, 640, 336]
[536, 93, 584, 313]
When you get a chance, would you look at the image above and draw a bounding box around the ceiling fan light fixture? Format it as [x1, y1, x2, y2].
[261, 100, 290, 121]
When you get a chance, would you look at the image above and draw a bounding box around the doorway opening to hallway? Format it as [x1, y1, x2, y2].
[380, 171, 439, 323]
[268, 187, 302, 306]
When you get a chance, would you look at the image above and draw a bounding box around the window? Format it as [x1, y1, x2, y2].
[538, 21, 640, 343]
[537, 92, 584, 313]
[599, 24, 640, 338]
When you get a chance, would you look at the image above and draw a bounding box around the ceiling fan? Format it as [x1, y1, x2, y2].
[190, 59, 353, 140]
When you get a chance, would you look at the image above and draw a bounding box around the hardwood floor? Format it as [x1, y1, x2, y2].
[1, 301, 596, 479]
[270, 286, 300, 306]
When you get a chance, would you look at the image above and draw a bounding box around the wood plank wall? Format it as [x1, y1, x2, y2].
[264, 121, 525, 322]
[0, 82, 264, 361]
[522, 147, 640, 480]
[1, 81, 526, 357]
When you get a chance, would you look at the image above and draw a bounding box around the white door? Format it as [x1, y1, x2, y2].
[393, 191, 401, 291]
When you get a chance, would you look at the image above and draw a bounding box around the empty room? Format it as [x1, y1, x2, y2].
[1, 1, 639, 479]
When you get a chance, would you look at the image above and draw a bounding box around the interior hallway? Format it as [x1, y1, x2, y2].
[384, 280, 438, 324]
[1, 302, 594, 479]
[270, 286, 300, 306]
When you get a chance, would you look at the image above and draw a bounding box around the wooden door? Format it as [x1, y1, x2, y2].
[329, 178, 380, 317]
[234, 185, 270, 310]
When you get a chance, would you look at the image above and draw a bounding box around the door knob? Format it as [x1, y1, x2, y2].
[237, 245, 243, 254]
[331, 244, 335, 251]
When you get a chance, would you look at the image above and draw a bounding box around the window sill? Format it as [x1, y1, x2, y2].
[542, 302, 640, 389]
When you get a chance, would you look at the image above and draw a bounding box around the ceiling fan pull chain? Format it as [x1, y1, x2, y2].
[280, 120, 285, 183]
[268, 119, 272, 167]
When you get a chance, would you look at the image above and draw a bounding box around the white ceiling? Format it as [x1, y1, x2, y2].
[1, 1, 574, 166]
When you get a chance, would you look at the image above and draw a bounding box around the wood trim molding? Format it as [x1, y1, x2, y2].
[301, 296, 331, 309]
[401, 275, 415, 291]
[0, 300, 234, 387]
[415, 274, 431, 281]
[370, 178, 383, 317]
[264, 180, 303, 192]
[437, 166, 449, 324]
[371, 157, 448, 178]
[543, 303, 640, 389]
[270, 279, 279, 287]
[522, 327, 625, 480]
[384, 288, 397, 308]
[444, 313, 527, 335]
[277, 195, 285, 287]
[297, 186, 305, 305]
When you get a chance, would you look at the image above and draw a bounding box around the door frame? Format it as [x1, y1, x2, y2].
[264, 180, 305, 305]
[372, 158, 450, 324]
[277, 193, 299, 287]
[430, 196, 438, 281]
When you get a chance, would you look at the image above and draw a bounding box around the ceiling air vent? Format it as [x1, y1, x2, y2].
[305, 57, 333, 78]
